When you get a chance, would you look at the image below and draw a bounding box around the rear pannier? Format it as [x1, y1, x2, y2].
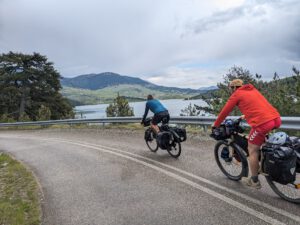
[262, 144, 297, 185]
[157, 131, 171, 149]
[173, 127, 187, 142]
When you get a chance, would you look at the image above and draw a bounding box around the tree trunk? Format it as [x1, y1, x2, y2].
[19, 89, 26, 120]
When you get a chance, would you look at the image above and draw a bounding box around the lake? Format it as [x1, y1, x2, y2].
[75, 99, 207, 119]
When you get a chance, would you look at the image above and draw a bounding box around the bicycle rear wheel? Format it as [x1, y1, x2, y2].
[167, 139, 181, 158]
[214, 141, 248, 181]
[265, 172, 300, 204]
[145, 129, 158, 152]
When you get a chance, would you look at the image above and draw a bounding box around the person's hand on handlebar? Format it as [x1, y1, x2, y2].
[235, 115, 245, 124]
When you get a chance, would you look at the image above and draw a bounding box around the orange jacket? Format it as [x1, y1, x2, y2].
[214, 84, 280, 127]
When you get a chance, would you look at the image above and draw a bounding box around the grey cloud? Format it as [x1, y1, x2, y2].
[288, 31, 300, 60]
[252, 0, 280, 4]
[188, 4, 267, 34]
[1, 0, 300, 88]
[191, 7, 246, 34]
[187, 0, 300, 35]
[277, 5, 300, 61]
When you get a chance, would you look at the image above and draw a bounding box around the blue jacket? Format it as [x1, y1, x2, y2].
[142, 99, 167, 121]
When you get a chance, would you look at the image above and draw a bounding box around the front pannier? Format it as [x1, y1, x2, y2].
[262, 145, 297, 185]
[144, 128, 152, 141]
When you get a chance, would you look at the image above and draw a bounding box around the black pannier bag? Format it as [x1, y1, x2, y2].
[262, 144, 297, 185]
[290, 136, 300, 172]
[211, 125, 230, 140]
[144, 128, 152, 141]
[157, 131, 171, 149]
[174, 127, 187, 142]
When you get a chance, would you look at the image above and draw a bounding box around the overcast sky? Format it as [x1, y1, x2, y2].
[1, 0, 300, 88]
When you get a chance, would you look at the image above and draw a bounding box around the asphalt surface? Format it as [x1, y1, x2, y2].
[0, 128, 299, 225]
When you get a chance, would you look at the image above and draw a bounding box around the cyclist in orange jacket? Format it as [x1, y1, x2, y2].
[212, 79, 281, 188]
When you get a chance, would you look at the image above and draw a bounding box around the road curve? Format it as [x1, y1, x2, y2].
[0, 128, 299, 225]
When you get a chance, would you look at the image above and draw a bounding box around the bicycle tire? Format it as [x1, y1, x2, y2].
[265, 173, 300, 204]
[167, 138, 181, 158]
[145, 129, 158, 152]
[214, 141, 248, 181]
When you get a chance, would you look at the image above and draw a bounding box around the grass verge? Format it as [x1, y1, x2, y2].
[0, 153, 41, 225]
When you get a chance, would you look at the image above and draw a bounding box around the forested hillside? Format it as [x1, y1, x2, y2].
[61, 72, 203, 94]
[60, 72, 214, 105]
[62, 84, 196, 106]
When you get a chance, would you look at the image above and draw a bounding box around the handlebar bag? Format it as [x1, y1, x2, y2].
[211, 125, 230, 140]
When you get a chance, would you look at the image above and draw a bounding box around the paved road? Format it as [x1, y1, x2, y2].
[0, 128, 299, 225]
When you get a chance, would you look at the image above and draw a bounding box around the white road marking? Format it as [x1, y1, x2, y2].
[1, 135, 298, 224]
[86, 142, 300, 223]
[48, 138, 286, 225]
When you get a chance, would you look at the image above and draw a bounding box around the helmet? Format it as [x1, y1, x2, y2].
[268, 132, 289, 145]
[230, 79, 243, 87]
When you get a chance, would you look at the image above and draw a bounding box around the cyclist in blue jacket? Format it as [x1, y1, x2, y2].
[141, 95, 170, 134]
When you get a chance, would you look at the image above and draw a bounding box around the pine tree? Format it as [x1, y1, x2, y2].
[0, 52, 74, 121]
[106, 94, 134, 117]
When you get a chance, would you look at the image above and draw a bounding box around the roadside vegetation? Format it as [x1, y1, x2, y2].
[0, 153, 41, 225]
[188, 66, 300, 117]
[106, 94, 134, 117]
[0, 52, 74, 123]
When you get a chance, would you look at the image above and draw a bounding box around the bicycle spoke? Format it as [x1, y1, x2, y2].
[218, 146, 243, 177]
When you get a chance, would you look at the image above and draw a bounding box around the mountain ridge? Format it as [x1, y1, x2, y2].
[61, 72, 215, 93]
[60, 72, 217, 105]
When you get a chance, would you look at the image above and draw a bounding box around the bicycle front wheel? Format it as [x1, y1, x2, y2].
[265, 172, 300, 204]
[145, 129, 158, 152]
[214, 141, 248, 181]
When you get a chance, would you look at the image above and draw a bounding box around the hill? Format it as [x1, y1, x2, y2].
[61, 72, 205, 94]
[62, 84, 196, 106]
[61, 72, 216, 105]
[61, 72, 149, 90]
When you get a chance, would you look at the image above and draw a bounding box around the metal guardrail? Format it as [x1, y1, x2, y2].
[0, 116, 299, 130]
